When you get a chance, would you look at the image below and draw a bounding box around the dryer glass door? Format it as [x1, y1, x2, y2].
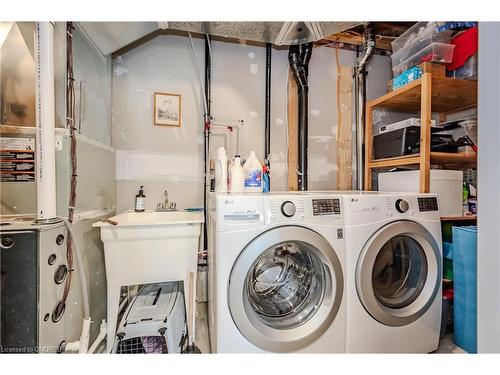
[356, 220, 441, 327]
[228, 225, 343, 352]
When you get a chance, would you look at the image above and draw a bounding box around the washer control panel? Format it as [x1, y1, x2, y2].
[417, 197, 439, 212]
[312, 199, 341, 216]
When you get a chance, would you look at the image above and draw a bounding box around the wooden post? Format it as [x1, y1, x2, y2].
[364, 102, 373, 190]
[337, 65, 353, 190]
[420, 73, 432, 193]
[287, 70, 299, 191]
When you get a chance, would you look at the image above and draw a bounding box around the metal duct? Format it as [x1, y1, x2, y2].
[289, 42, 312, 190]
[163, 22, 359, 46]
[354, 23, 375, 190]
[264, 43, 272, 167]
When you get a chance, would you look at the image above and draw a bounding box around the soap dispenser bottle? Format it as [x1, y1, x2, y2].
[135, 186, 146, 212]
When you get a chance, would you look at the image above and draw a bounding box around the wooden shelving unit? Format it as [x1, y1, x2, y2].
[440, 215, 477, 222]
[365, 69, 478, 194]
[364, 64, 478, 222]
[369, 152, 477, 169]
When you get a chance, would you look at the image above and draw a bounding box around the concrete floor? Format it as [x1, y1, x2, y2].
[193, 302, 465, 354]
[194, 302, 211, 353]
[435, 334, 467, 354]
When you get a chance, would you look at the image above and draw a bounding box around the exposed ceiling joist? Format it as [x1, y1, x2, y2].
[321, 22, 416, 52]
[322, 31, 393, 51]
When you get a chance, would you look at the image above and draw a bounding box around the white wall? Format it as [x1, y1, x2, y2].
[112, 35, 392, 211]
[73, 27, 112, 145]
[477, 21, 500, 353]
[112, 35, 205, 212]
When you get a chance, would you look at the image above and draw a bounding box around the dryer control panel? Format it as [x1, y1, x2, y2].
[312, 199, 341, 215]
[417, 197, 439, 212]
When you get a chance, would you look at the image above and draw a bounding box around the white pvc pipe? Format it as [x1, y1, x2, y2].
[35, 22, 57, 220]
[89, 319, 107, 354]
[63, 317, 91, 353]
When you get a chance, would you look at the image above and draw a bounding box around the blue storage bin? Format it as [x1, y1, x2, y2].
[452, 226, 477, 353]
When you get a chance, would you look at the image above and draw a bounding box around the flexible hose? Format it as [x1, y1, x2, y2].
[58, 216, 90, 319]
[58, 21, 77, 313]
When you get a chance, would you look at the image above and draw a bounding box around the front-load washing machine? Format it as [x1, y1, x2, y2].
[207, 192, 346, 353]
[342, 192, 442, 353]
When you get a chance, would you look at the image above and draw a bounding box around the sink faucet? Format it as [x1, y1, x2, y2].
[156, 189, 176, 211]
[164, 189, 169, 208]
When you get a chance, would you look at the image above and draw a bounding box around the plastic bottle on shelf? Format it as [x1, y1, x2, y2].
[243, 151, 263, 193]
[262, 165, 270, 193]
[229, 155, 244, 193]
[462, 182, 469, 215]
[215, 147, 228, 193]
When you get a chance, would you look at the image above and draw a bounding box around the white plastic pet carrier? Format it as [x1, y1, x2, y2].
[113, 282, 187, 354]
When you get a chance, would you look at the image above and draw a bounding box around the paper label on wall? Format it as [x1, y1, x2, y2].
[1, 137, 35, 183]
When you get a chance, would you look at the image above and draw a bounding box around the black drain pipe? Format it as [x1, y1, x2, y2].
[264, 43, 272, 167]
[203, 35, 211, 250]
[289, 42, 313, 190]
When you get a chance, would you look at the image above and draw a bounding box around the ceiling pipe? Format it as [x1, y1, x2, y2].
[264, 43, 272, 168]
[289, 42, 313, 191]
[35, 22, 57, 222]
[354, 23, 375, 190]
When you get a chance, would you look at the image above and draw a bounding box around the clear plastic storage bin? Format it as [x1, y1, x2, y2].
[391, 29, 453, 67]
[392, 42, 456, 77]
[392, 22, 452, 52]
[447, 54, 478, 80]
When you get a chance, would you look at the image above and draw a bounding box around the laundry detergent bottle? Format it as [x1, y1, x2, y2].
[229, 155, 244, 193]
[215, 147, 228, 193]
[243, 151, 263, 192]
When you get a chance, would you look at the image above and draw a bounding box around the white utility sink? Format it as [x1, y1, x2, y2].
[93, 210, 204, 352]
[95, 210, 204, 227]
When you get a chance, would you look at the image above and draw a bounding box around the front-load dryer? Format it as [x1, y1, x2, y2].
[342, 192, 442, 353]
[207, 192, 346, 353]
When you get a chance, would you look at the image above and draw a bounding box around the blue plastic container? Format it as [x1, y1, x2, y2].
[452, 226, 477, 353]
[392, 66, 422, 90]
[443, 241, 454, 260]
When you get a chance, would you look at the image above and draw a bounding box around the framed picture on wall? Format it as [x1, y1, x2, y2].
[154, 92, 181, 126]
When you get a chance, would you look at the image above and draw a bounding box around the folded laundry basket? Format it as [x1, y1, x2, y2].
[113, 282, 187, 354]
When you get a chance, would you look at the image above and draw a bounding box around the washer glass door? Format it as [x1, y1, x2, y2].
[372, 235, 428, 309]
[228, 225, 343, 352]
[356, 221, 441, 327]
